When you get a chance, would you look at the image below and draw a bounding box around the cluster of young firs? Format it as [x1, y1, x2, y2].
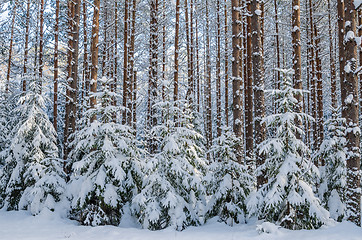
[0, 70, 346, 230]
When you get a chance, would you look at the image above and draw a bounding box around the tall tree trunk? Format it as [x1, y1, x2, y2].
[82, 0, 90, 107]
[314, 24, 324, 153]
[216, 0, 222, 136]
[39, 0, 45, 86]
[232, 0, 243, 163]
[343, 0, 361, 226]
[337, 0, 346, 117]
[224, 0, 229, 126]
[292, 0, 302, 113]
[251, 0, 266, 188]
[308, 0, 317, 153]
[123, 0, 129, 124]
[174, 0, 180, 121]
[113, 1, 118, 108]
[90, 0, 100, 121]
[54, 0, 60, 132]
[6, 5, 16, 94]
[185, 0, 193, 106]
[205, 0, 212, 159]
[245, 1, 253, 162]
[161, 0, 166, 103]
[130, 0, 137, 126]
[23, 0, 31, 92]
[148, 0, 159, 154]
[274, 0, 280, 90]
[195, 2, 200, 113]
[328, 0, 337, 109]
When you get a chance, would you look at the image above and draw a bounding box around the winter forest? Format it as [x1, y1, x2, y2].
[0, 0, 361, 235]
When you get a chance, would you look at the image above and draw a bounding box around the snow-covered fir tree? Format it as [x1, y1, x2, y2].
[68, 77, 143, 226]
[248, 69, 329, 230]
[132, 101, 207, 231]
[315, 107, 346, 221]
[0, 80, 65, 214]
[205, 126, 252, 226]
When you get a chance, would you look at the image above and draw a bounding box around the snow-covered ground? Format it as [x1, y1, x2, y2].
[1, 210, 362, 240]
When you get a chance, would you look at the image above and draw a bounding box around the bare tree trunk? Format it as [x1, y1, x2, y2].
[123, 0, 129, 124]
[232, 0, 243, 163]
[274, 0, 280, 90]
[308, 0, 317, 153]
[130, 0, 137, 126]
[245, 1, 253, 162]
[251, 0, 266, 188]
[148, 0, 159, 154]
[39, 0, 44, 87]
[224, 0, 229, 126]
[90, 0, 100, 121]
[343, 0, 361, 226]
[113, 1, 118, 108]
[195, 2, 200, 113]
[314, 24, 324, 153]
[23, 0, 31, 92]
[205, 0, 212, 159]
[161, 0, 166, 103]
[174, 0, 180, 121]
[6, 5, 17, 94]
[216, 0, 222, 136]
[337, 0, 346, 117]
[328, 0, 337, 108]
[82, 0, 90, 107]
[185, 0, 193, 106]
[292, 0, 302, 114]
[53, 0, 60, 131]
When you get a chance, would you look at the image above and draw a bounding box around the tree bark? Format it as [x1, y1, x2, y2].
[232, 0, 243, 163]
[343, 0, 361, 226]
[174, 0, 180, 122]
[53, 0, 60, 132]
[39, 0, 44, 86]
[216, 0, 222, 136]
[205, 0, 212, 159]
[224, 0, 229, 127]
[6, 5, 16, 94]
[90, 0, 100, 122]
[23, 0, 31, 92]
[328, 0, 337, 109]
[148, 0, 159, 153]
[251, 0, 266, 188]
[245, 1, 253, 162]
[123, 0, 129, 124]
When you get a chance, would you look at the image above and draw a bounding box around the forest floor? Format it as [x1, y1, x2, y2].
[1, 210, 362, 240]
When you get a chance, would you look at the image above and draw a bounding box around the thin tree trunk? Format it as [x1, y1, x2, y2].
[343, 0, 361, 226]
[90, 0, 100, 121]
[6, 5, 16, 94]
[195, 2, 200, 113]
[82, 0, 90, 107]
[185, 0, 193, 106]
[216, 0, 222, 136]
[23, 0, 31, 92]
[123, 0, 129, 124]
[337, 0, 346, 117]
[232, 0, 242, 163]
[292, 0, 302, 113]
[174, 0, 180, 123]
[314, 24, 324, 153]
[54, 0, 60, 131]
[245, 1, 253, 162]
[148, 0, 159, 153]
[130, 0, 137, 126]
[308, 0, 317, 153]
[113, 1, 118, 108]
[251, 0, 266, 188]
[274, 0, 280, 90]
[205, 0, 212, 159]
[224, 0, 229, 126]
[39, 0, 44, 86]
[328, 0, 337, 109]
[161, 0, 166, 103]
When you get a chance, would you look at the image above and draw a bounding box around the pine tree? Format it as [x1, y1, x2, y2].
[132, 101, 207, 231]
[206, 127, 251, 226]
[1, 80, 65, 214]
[248, 69, 329, 230]
[316, 107, 346, 221]
[68, 77, 143, 226]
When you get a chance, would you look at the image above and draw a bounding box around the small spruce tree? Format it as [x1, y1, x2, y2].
[1, 80, 65, 214]
[68, 77, 143, 226]
[248, 69, 329, 230]
[132, 101, 207, 231]
[315, 106, 346, 221]
[205, 126, 252, 226]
